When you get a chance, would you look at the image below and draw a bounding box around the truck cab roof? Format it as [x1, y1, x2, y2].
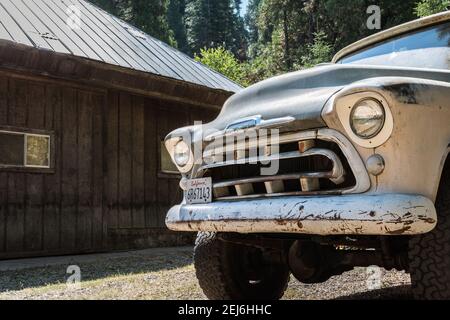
[333, 11, 450, 70]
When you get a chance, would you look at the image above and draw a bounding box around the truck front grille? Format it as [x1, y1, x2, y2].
[195, 129, 363, 201]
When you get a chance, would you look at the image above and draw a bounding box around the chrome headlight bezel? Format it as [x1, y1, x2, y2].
[173, 140, 191, 167]
[350, 98, 386, 139]
[165, 136, 194, 174]
[322, 91, 394, 149]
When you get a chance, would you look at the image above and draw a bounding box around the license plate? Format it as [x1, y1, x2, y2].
[185, 177, 212, 204]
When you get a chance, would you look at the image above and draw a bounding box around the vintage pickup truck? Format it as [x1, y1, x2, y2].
[165, 12, 450, 300]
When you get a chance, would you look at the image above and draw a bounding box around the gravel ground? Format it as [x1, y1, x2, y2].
[0, 246, 412, 300]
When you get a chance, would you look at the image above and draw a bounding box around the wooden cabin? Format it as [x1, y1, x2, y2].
[0, 0, 240, 259]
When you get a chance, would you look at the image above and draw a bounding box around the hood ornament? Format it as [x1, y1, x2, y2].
[205, 115, 295, 141]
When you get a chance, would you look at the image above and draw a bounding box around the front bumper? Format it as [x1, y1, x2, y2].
[166, 194, 437, 235]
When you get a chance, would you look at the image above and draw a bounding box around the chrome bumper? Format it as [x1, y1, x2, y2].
[166, 194, 437, 235]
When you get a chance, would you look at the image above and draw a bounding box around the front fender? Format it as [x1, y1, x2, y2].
[322, 76, 450, 201]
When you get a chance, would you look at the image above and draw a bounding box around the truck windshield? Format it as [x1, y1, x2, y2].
[338, 21, 450, 70]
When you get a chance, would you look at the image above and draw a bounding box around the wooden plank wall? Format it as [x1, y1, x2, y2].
[0, 74, 107, 258]
[105, 91, 217, 249]
[0, 73, 219, 259]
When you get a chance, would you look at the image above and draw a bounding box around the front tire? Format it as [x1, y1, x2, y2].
[409, 161, 450, 299]
[194, 232, 290, 300]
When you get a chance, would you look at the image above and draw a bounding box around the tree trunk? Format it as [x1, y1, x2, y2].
[283, 8, 291, 70]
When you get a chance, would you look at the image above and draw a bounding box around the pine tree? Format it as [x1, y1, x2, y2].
[127, 0, 175, 44]
[89, 0, 125, 16]
[90, 0, 175, 44]
[247, 0, 418, 74]
[232, 0, 248, 60]
[185, 0, 246, 57]
[245, 0, 262, 45]
[168, 0, 189, 52]
[185, 0, 209, 53]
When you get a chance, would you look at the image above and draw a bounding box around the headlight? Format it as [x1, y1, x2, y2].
[173, 140, 191, 167]
[350, 98, 385, 139]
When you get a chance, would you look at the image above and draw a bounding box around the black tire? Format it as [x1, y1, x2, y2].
[194, 232, 290, 300]
[409, 160, 450, 299]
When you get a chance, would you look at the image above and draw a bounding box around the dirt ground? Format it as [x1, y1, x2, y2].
[0, 246, 412, 300]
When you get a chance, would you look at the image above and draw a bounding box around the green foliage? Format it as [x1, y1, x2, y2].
[168, 0, 189, 52]
[90, 0, 175, 45]
[245, 0, 262, 45]
[185, 0, 247, 58]
[194, 47, 249, 86]
[415, 0, 449, 17]
[91, 0, 445, 87]
[243, 30, 288, 84]
[252, 0, 416, 58]
[241, 0, 419, 84]
[127, 0, 176, 45]
[90, 0, 121, 15]
[300, 31, 333, 68]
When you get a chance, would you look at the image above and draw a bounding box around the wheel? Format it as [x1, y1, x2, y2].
[409, 160, 450, 299]
[194, 232, 290, 300]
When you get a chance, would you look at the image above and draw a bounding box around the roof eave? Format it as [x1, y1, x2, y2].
[0, 39, 233, 109]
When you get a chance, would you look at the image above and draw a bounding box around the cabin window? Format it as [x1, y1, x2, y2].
[160, 141, 179, 174]
[0, 130, 51, 169]
[25, 135, 50, 167]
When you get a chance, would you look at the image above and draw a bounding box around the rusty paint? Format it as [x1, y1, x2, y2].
[418, 217, 436, 224]
[166, 193, 437, 236]
[386, 226, 412, 235]
[385, 83, 427, 105]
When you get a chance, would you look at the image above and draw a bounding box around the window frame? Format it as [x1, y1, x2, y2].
[158, 139, 180, 177]
[0, 126, 55, 173]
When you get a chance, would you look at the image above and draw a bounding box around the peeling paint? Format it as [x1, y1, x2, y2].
[386, 226, 412, 235]
[386, 83, 422, 104]
[166, 193, 437, 236]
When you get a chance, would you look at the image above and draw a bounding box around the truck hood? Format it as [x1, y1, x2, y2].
[203, 64, 450, 133]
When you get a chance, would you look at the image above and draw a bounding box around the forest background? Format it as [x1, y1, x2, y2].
[89, 0, 450, 86]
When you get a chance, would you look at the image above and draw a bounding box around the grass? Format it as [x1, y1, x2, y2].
[0, 246, 412, 300]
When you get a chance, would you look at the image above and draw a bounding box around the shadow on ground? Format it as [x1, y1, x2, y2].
[0, 247, 194, 292]
[336, 285, 412, 300]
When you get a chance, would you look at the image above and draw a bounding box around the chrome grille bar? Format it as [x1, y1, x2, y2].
[200, 148, 344, 180]
[196, 129, 371, 200]
[213, 172, 334, 189]
[214, 189, 346, 201]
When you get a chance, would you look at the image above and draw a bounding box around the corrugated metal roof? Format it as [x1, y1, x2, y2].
[0, 0, 242, 92]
